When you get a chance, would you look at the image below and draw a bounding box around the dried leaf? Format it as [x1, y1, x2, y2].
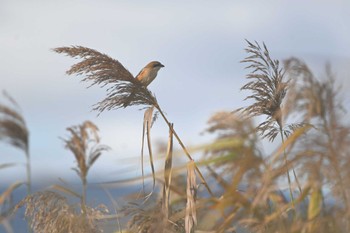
[140, 107, 156, 195]
[185, 160, 197, 233]
[162, 123, 173, 219]
[0, 182, 24, 205]
[50, 184, 82, 199]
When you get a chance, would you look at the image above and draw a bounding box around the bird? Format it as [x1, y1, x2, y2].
[135, 61, 165, 86]
[123, 61, 164, 107]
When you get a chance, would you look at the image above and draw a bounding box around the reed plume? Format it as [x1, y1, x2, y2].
[62, 121, 109, 213]
[18, 191, 108, 233]
[239, 40, 301, 205]
[0, 91, 31, 194]
[239, 40, 288, 140]
[53, 46, 158, 111]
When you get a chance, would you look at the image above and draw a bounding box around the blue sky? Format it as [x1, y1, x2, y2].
[1, 0, 350, 184]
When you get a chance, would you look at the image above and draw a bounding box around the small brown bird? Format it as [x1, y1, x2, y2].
[136, 61, 165, 86]
[123, 61, 164, 107]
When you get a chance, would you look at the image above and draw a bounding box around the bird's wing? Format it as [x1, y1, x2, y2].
[135, 67, 146, 81]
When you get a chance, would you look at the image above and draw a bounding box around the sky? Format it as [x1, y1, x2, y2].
[1, 0, 350, 185]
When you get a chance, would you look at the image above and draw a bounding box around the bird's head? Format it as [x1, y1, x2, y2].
[146, 61, 165, 71]
[135, 61, 165, 86]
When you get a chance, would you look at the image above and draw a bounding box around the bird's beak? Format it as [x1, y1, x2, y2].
[160, 63, 165, 68]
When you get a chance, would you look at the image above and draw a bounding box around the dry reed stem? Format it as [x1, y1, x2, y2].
[156, 106, 214, 197]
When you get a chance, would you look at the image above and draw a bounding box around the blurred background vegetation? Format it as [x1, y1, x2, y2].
[1, 40, 350, 233]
